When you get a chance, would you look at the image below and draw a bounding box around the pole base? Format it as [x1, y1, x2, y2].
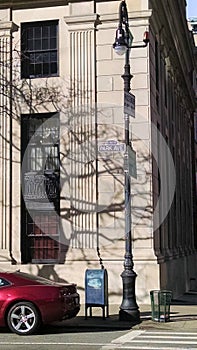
[119, 268, 140, 322]
[119, 308, 140, 322]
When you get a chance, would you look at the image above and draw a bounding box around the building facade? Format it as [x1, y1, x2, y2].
[0, 0, 196, 304]
[188, 17, 197, 234]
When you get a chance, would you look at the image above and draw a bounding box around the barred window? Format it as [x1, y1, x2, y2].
[21, 20, 58, 78]
[21, 113, 61, 264]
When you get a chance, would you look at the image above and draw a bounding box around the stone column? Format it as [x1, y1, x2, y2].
[63, 12, 101, 250]
[0, 21, 18, 263]
[64, 12, 100, 106]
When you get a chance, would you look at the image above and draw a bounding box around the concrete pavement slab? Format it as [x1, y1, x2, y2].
[53, 293, 197, 332]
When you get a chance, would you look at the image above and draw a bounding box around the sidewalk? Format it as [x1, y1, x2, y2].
[59, 293, 197, 332]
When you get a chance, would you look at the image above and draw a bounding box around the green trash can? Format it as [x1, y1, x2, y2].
[150, 290, 172, 322]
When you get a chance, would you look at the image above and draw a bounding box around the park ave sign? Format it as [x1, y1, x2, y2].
[98, 140, 126, 152]
[98, 141, 137, 179]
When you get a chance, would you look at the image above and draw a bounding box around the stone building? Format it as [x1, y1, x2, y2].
[188, 17, 197, 228]
[0, 0, 196, 304]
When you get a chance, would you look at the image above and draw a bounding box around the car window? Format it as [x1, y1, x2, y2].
[0, 278, 10, 287]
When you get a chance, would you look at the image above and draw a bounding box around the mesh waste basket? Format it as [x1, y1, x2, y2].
[150, 290, 172, 322]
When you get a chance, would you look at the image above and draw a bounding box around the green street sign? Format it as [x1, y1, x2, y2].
[128, 146, 137, 179]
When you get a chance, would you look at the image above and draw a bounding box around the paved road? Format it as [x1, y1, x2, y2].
[0, 298, 197, 350]
[0, 327, 197, 350]
[0, 326, 125, 350]
[102, 330, 197, 349]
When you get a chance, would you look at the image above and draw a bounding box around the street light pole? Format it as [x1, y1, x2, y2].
[113, 0, 149, 322]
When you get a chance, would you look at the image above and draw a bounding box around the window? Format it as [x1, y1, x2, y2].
[26, 212, 60, 262]
[155, 40, 159, 92]
[195, 114, 197, 142]
[192, 24, 197, 33]
[21, 20, 58, 78]
[0, 278, 10, 287]
[21, 113, 61, 264]
[155, 39, 160, 111]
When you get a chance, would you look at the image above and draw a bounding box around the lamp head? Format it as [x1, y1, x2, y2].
[113, 25, 128, 55]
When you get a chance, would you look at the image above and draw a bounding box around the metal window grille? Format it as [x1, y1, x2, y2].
[27, 212, 60, 263]
[21, 113, 60, 263]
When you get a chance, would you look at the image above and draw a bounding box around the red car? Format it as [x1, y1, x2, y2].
[0, 271, 80, 335]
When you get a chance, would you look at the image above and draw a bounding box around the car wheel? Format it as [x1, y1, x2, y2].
[7, 301, 41, 335]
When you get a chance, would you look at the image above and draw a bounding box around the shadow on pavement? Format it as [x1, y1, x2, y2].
[0, 318, 132, 335]
[171, 293, 197, 305]
[39, 315, 135, 334]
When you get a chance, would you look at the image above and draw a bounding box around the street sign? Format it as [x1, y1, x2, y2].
[128, 146, 137, 179]
[124, 91, 135, 117]
[98, 140, 126, 152]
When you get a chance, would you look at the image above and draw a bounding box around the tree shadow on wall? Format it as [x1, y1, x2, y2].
[37, 264, 69, 284]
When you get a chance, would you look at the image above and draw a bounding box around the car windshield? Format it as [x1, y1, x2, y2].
[15, 272, 61, 285]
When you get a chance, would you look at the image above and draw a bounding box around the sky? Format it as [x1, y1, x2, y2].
[187, 0, 197, 18]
